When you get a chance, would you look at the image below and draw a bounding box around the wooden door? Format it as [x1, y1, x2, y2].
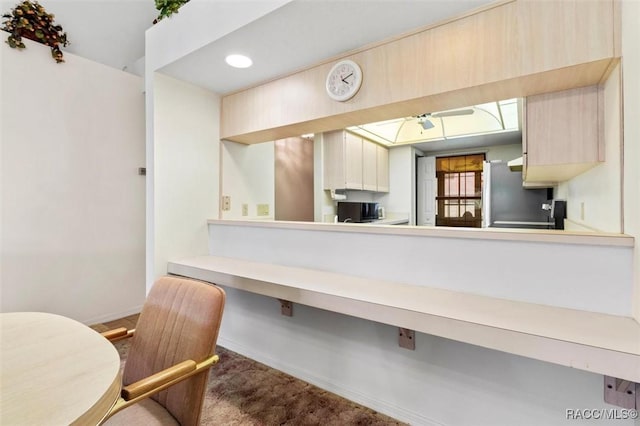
[275, 137, 314, 221]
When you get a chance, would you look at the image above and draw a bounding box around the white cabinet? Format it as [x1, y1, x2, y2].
[323, 130, 389, 192]
[524, 85, 603, 183]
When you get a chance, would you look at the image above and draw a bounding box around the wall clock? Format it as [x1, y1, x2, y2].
[325, 60, 363, 102]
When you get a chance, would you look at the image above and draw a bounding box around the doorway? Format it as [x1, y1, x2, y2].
[274, 136, 314, 221]
[417, 153, 485, 227]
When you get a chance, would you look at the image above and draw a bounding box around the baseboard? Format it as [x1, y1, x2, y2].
[82, 305, 143, 326]
[217, 336, 443, 426]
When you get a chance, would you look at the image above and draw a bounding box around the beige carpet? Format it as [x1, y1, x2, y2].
[97, 316, 406, 425]
[200, 346, 405, 426]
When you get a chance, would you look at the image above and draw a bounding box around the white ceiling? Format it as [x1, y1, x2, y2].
[1, 0, 494, 94]
[159, 0, 494, 95]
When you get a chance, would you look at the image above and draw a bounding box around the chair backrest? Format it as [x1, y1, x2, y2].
[123, 276, 225, 426]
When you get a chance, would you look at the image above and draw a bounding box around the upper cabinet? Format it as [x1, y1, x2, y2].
[323, 131, 389, 192]
[344, 132, 364, 189]
[523, 85, 603, 183]
[376, 144, 389, 193]
[221, 0, 618, 143]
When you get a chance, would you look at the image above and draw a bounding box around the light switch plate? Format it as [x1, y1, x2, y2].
[257, 204, 269, 216]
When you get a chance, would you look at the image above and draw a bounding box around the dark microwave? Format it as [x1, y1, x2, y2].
[337, 202, 379, 223]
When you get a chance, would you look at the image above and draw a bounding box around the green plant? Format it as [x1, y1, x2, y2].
[2, 0, 68, 63]
[154, 0, 190, 23]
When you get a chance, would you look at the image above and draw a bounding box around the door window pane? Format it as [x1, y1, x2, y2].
[435, 154, 485, 227]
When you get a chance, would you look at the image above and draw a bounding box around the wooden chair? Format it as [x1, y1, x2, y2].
[100, 276, 226, 425]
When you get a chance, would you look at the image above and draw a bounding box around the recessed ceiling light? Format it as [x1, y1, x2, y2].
[225, 54, 253, 68]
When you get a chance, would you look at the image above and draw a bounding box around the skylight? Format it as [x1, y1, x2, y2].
[347, 98, 521, 146]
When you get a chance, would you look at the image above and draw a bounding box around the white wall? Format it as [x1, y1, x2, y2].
[621, 0, 640, 320]
[556, 66, 622, 233]
[145, 1, 291, 289]
[221, 140, 274, 220]
[153, 73, 219, 280]
[0, 40, 146, 324]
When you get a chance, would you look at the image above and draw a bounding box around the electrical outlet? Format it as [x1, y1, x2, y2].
[242, 204, 248, 216]
[257, 204, 270, 216]
[221, 195, 231, 211]
[580, 202, 585, 221]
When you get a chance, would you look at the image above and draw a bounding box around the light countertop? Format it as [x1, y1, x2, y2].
[169, 255, 640, 382]
[207, 219, 633, 247]
[366, 217, 409, 225]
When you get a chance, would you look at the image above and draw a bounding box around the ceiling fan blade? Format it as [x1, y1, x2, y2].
[431, 108, 474, 118]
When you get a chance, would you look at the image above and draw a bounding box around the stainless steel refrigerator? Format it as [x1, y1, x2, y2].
[483, 161, 553, 229]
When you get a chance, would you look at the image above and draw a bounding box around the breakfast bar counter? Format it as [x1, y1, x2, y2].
[167, 219, 638, 383]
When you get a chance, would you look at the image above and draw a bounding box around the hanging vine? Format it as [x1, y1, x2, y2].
[2, 0, 69, 63]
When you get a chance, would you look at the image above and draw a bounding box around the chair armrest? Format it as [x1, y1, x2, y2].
[101, 327, 135, 342]
[122, 359, 196, 400]
[103, 354, 219, 421]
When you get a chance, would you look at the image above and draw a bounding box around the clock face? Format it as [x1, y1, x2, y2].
[325, 60, 362, 101]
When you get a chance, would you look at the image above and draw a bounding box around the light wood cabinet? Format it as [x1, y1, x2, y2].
[523, 85, 603, 183]
[322, 130, 342, 190]
[362, 139, 378, 191]
[323, 130, 362, 190]
[344, 132, 363, 189]
[323, 131, 389, 192]
[376, 144, 389, 193]
[221, 1, 617, 143]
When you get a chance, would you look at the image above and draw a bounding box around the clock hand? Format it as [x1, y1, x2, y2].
[341, 72, 354, 83]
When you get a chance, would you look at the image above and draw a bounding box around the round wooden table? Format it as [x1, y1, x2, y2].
[0, 312, 121, 425]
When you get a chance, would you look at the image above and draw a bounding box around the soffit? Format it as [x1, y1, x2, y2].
[159, 0, 495, 94]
